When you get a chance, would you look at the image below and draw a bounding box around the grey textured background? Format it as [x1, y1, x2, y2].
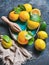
[0, 0, 49, 65]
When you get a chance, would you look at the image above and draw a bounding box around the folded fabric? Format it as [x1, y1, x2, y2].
[0, 40, 32, 65]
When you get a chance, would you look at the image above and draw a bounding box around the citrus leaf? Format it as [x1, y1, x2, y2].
[28, 31, 33, 36]
[25, 34, 32, 40]
[28, 37, 34, 45]
[18, 4, 26, 11]
[2, 35, 11, 43]
[14, 7, 21, 14]
[30, 14, 42, 22]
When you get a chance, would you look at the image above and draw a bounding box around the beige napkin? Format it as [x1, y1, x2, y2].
[0, 41, 32, 65]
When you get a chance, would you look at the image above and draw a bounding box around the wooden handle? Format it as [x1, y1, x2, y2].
[1, 16, 21, 32]
[1, 16, 11, 24]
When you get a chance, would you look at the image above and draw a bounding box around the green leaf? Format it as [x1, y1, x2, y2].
[25, 31, 34, 40]
[30, 14, 42, 22]
[28, 31, 33, 36]
[14, 4, 26, 14]
[18, 4, 26, 11]
[14, 7, 21, 14]
[28, 37, 34, 45]
[25, 34, 32, 40]
[2, 35, 11, 43]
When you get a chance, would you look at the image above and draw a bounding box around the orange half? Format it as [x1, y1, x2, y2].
[31, 8, 41, 16]
[18, 31, 28, 45]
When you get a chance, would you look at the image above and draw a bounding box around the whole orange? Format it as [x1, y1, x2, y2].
[19, 11, 30, 22]
[9, 11, 19, 21]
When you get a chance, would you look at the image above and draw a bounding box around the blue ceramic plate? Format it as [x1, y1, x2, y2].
[9, 20, 40, 41]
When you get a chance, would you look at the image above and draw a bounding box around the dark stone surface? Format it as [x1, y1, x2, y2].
[0, 0, 49, 65]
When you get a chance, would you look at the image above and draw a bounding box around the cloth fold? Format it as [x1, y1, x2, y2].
[0, 41, 32, 65]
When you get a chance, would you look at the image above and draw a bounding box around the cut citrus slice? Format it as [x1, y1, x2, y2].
[17, 31, 28, 45]
[31, 8, 41, 16]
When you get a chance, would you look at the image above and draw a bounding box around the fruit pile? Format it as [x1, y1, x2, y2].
[8, 3, 48, 51]
[9, 3, 42, 30]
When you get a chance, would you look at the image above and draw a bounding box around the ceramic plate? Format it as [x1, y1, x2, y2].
[9, 20, 40, 41]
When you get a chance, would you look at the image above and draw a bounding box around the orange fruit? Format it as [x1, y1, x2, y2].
[31, 8, 41, 16]
[9, 11, 19, 21]
[37, 31, 48, 39]
[18, 31, 28, 45]
[27, 20, 40, 30]
[19, 11, 30, 22]
[24, 3, 32, 12]
[2, 40, 12, 49]
[35, 39, 46, 51]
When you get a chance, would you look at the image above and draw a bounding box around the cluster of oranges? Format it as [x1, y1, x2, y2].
[9, 3, 32, 21]
[9, 3, 41, 30]
[8, 3, 48, 51]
